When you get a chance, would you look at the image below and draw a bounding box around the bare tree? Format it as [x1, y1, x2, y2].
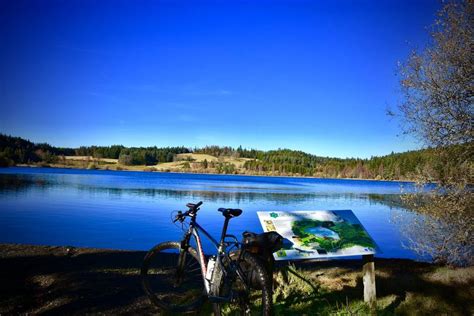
[397, 0, 473, 149]
[394, 0, 474, 266]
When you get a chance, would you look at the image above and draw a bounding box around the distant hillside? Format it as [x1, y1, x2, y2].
[0, 135, 74, 166]
[194, 145, 437, 180]
[0, 133, 442, 181]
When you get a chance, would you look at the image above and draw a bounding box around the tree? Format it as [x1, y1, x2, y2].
[118, 154, 133, 166]
[394, 0, 473, 266]
[396, 0, 473, 149]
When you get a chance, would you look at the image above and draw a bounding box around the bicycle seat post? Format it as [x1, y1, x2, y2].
[218, 216, 231, 253]
[217, 207, 243, 253]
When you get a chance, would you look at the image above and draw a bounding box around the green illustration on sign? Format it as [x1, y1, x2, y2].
[257, 210, 377, 260]
[292, 219, 375, 252]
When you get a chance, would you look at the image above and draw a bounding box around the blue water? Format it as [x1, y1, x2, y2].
[306, 227, 341, 240]
[0, 167, 420, 259]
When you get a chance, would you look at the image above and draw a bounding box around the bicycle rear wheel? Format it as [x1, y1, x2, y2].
[141, 241, 205, 313]
[213, 251, 272, 316]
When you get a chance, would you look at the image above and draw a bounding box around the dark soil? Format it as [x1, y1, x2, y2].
[1, 243, 473, 315]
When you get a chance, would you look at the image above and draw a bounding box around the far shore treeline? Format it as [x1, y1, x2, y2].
[0, 133, 457, 181]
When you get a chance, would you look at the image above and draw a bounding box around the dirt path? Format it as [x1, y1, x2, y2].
[0, 244, 154, 315]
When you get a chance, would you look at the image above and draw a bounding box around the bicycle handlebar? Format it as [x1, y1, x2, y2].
[173, 201, 203, 223]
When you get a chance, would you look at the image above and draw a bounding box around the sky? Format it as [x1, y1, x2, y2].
[0, 0, 440, 158]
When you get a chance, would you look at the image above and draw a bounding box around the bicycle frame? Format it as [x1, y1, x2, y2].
[180, 214, 240, 295]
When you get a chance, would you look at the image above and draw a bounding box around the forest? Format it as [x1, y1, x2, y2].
[0, 133, 444, 181]
[196, 145, 437, 180]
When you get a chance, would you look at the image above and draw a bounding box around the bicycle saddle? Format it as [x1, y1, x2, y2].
[218, 208, 243, 218]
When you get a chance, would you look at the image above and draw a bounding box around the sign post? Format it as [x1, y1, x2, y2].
[257, 210, 378, 311]
[363, 254, 376, 312]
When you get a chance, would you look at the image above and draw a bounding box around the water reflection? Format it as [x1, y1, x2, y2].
[0, 167, 416, 259]
[0, 173, 406, 206]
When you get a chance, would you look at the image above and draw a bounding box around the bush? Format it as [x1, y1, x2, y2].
[397, 185, 473, 266]
[118, 154, 133, 166]
[0, 154, 14, 167]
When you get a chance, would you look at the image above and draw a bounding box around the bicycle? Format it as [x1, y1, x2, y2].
[141, 201, 273, 315]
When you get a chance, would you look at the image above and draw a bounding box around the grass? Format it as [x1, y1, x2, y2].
[47, 154, 255, 174]
[175, 153, 219, 162]
[0, 243, 472, 315]
[269, 259, 474, 315]
[64, 156, 118, 164]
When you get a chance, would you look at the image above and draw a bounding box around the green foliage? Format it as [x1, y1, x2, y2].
[0, 153, 14, 167]
[195, 145, 243, 157]
[330, 222, 375, 249]
[292, 219, 375, 252]
[242, 147, 439, 180]
[0, 134, 193, 167]
[216, 162, 236, 174]
[0, 134, 65, 165]
[118, 154, 133, 165]
[95, 146, 190, 165]
[76, 144, 190, 165]
[0, 134, 463, 181]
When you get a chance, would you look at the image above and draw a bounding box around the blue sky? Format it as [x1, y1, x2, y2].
[0, 0, 439, 158]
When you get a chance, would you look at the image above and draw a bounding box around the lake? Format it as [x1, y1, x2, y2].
[0, 167, 421, 260]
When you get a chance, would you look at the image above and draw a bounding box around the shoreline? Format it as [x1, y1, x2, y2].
[0, 242, 472, 315]
[10, 163, 417, 184]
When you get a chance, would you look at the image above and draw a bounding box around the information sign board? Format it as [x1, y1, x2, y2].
[257, 210, 377, 260]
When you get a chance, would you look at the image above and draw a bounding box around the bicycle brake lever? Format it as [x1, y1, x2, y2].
[173, 211, 183, 223]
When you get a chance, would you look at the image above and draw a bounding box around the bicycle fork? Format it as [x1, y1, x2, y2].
[174, 231, 193, 287]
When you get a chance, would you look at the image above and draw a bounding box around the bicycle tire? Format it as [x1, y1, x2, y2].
[213, 251, 272, 316]
[141, 241, 205, 313]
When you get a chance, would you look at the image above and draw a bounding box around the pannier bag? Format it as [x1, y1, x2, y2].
[241, 231, 283, 287]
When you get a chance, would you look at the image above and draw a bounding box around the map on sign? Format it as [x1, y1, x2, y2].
[257, 210, 378, 260]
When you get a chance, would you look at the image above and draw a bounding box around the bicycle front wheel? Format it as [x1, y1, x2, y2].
[141, 241, 205, 313]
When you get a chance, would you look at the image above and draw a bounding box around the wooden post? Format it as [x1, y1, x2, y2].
[362, 254, 376, 313]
